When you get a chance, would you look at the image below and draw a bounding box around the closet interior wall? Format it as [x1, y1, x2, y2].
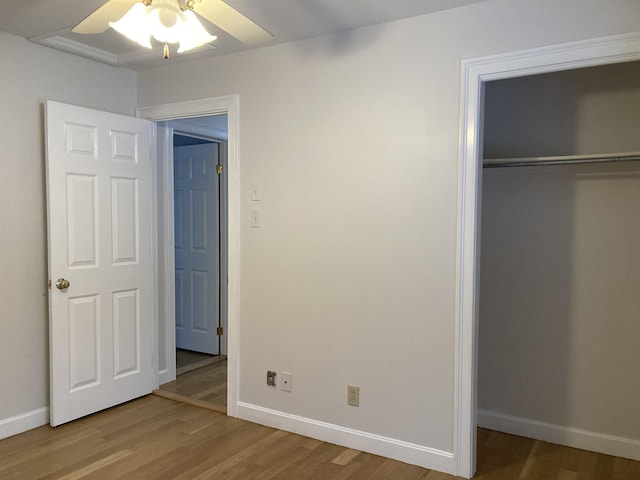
[478, 61, 640, 451]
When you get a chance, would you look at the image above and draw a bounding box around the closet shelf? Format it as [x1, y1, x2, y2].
[483, 151, 640, 168]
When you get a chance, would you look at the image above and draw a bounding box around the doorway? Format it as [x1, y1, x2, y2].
[476, 62, 640, 476]
[138, 95, 240, 418]
[455, 33, 640, 478]
[156, 116, 229, 413]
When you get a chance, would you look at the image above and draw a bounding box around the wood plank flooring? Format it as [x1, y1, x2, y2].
[1, 396, 639, 479]
[157, 359, 227, 412]
[175, 350, 225, 376]
[474, 428, 640, 479]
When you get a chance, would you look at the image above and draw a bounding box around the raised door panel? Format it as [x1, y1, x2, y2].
[68, 295, 100, 391]
[113, 289, 140, 378]
[191, 189, 208, 252]
[111, 177, 139, 265]
[67, 174, 98, 268]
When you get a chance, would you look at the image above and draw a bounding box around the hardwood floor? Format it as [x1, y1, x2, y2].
[1, 396, 638, 479]
[156, 359, 227, 413]
[474, 428, 640, 479]
[175, 350, 225, 376]
[176, 349, 212, 370]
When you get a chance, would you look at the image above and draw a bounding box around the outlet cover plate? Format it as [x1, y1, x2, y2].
[348, 385, 359, 406]
[281, 372, 292, 392]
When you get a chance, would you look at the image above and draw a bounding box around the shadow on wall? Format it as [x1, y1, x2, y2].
[483, 61, 640, 158]
[478, 165, 575, 428]
[287, 2, 385, 57]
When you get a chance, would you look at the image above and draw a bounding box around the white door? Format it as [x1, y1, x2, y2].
[174, 143, 220, 355]
[46, 101, 154, 426]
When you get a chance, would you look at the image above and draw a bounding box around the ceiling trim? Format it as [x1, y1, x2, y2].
[29, 30, 216, 67]
[34, 35, 120, 65]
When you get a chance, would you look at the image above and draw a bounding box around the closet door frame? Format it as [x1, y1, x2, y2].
[455, 32, 640, 479]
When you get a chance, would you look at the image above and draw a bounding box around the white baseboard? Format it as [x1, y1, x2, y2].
[478, 410, 640, 461]
[236, 402, 455, 475]
[157, 368, 169, 386]
[0, 407, 49, 440]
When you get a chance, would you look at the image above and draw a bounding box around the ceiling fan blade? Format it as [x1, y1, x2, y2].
[193, 0, 273, 47]
[72, 0, 140, 34]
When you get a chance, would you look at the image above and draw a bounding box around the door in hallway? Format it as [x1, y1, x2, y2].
[174, 143, 220, 355]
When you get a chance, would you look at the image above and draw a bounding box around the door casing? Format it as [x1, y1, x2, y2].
[455, 33, 640, 478]
[138, 95, 240, 417]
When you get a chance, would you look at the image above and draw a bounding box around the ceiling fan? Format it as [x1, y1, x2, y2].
[72, 0, 273, 58]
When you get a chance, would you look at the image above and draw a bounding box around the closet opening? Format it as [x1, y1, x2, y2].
[475, 61, 640, 475]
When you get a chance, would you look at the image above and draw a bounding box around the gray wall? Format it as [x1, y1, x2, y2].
[480, 62, 640, 440]
[484, 61, 640, 157]
[2, 0, 640, 469]
[0, 32, 137, 424]
[137, 0, 640, 456]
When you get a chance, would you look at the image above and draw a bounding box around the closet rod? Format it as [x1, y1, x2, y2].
[483, 152, 640, 168]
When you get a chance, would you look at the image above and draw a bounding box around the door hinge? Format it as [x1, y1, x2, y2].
[217, 326, 224, 336]
[216, 164, 223, 175]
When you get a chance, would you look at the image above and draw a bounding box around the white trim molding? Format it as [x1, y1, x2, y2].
[455, 31, 640, 479]
[154, 124, 176, 388]
[137, 95, 240, 418]
[237, 402, 455, 475]
[478, 411, 640, 462]
[30, 30, 217, 67]
[0, 408, 49, 440]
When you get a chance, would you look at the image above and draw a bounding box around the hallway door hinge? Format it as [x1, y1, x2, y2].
[216, 164, 223, 175]
[217, 326, 224, 336]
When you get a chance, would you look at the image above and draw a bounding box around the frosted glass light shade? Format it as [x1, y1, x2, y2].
[109, 3, 152, 49]
[147, 6, 185, 44]
[108, 0, 217, 54]
[177, 11, 217, 52]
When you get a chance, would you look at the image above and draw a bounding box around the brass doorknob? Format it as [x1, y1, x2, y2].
[55, 278, 70, 290]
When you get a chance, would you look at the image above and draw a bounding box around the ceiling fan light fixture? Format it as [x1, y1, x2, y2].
[108, 2, 152, 49]
[108, 0, 216, 56]
[147, 6, 186, 44]
[177, 10, 217, 53]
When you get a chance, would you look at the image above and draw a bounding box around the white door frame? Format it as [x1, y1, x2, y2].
[454, 32, 640, 478]
[138, 95, 240, 417]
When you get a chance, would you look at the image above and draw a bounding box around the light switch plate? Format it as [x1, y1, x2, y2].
[250, 209, 261, 227]
[251, 183, 261, 201]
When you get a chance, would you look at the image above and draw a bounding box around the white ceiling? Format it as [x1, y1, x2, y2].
[0, 0, 489, 68]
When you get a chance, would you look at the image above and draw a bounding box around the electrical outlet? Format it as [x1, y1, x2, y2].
[348, 385, 359, 407]
[281, 372, 292, 392]
[267, 370, 276, 387]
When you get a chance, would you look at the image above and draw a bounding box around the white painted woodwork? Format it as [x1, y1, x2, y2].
[46, 101, 153, 427]
[137, 95, 239, 416]
[174, 143, 220, 355]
